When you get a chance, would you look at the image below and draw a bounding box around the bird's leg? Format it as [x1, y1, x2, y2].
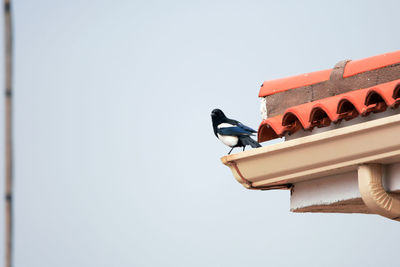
[243, 146, 246, 151]
[228, 147, 234, 155]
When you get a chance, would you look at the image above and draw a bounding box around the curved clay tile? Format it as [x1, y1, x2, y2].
[309, 107, 331, 128]
[337, 99, 359, 121]
[364, 90, 387, 115]
[311, 94, 343, 123]
[281, 112, 302, 135]
[371, 90, 394, 107]
[258, 115, 284, 143]
[365, 90, 385, 105]
[283, 102, 315, 130]
[343, 50, 400, 78]
[259, 69, 331, 97]
[338, 88, 369, 115]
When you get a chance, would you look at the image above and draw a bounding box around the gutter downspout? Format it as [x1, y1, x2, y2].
[358, 164, 400, 221]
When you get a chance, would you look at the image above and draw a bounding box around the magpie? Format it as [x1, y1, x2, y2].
[211, 108, 261, 154]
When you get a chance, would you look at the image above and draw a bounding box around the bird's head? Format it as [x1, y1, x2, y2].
[211, 108, 226, 119]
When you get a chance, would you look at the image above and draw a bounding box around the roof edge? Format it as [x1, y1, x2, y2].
[259, 50, 400, 97]
[222, 114, 400, 189]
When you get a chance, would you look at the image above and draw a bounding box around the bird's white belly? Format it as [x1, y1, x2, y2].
[217, 134, 238, 147]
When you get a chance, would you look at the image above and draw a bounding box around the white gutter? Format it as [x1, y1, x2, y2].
[221, 114, 400, 189]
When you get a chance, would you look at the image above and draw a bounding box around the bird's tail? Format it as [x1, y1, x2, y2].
[240, 136, 262, 148]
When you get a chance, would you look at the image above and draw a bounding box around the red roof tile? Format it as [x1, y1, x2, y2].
[343, 50, 400, 78]
[258, 115, 284, 141]
[337, 88, 369, 115]
[259, 50, 400, 97]
[309, 95, 343, 125]
[283, 102, 315, 130]
[258, 79, 400, 143]
[258, 69, 331, 97]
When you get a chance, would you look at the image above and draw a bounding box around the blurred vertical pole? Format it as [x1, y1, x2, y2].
[4, 0, 13, 267]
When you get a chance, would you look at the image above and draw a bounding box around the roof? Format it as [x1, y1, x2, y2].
[258, 79, 400, 143]
[259, 50, 400, 97]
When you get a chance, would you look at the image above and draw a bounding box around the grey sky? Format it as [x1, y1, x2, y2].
[0, 0, 399, 266]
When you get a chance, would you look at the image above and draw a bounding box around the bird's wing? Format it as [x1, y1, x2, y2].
[237, 122, 257, 133]
[227, 119, 257, 133]
[217, 126, 253, 136]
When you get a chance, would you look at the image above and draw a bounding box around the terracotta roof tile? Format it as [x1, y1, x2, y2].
[336, 98, 359, 121]
[259, 69, 331, 97]
[313, 93, 350, 123]
[258, 115, 284, 141]
[259, 50, 400, 97]
[338, 88, 369, 115]
[258, 79, 400, 143]
[343, 50, 400, 78]
[282, 102, 314, 130]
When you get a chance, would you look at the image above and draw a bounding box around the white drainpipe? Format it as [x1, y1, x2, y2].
[358, 164, 400, 221]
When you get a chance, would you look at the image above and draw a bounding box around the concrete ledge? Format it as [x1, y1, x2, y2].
[290, 168, 400, 214]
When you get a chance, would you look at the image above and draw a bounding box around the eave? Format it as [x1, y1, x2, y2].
[221, 114, 400, 190]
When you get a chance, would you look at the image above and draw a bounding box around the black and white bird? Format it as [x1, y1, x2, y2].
[211, 108, 261, 154]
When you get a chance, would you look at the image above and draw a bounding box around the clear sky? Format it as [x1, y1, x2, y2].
[0, 0, 399, 266]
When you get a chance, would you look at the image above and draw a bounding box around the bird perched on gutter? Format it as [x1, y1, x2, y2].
[211, 108, 261, 154]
